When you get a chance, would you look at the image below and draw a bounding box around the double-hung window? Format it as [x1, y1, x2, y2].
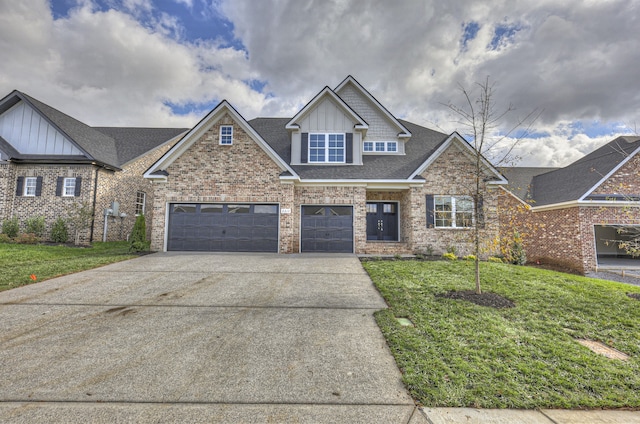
[63, 178, 76, 197]
[135, 191, 146, 215]
[309, 133, 345, 163]
[434, 195, 473, 228]
[24, 177, 37, 197]
[220, 125, 233, 145]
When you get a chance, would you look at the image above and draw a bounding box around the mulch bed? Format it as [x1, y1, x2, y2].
[628, 293, 640, 301]
[437, 290, 515, 308]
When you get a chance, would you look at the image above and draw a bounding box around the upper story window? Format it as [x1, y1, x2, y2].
[24, 177, 37, 196]
[364, 141, 398, 153]
[220, 125, 233, 145]
[435, 195, 473, 228]
[135, 191, 146, 215]
[63, 177, 76, 197]
[309, 133, 345, 163]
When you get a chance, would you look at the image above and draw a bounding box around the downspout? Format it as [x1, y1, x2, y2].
[89, 165, 99, 242]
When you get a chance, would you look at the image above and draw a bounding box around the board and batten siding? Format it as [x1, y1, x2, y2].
[0, 101, 83, 156]
[290, 97, 362, 165]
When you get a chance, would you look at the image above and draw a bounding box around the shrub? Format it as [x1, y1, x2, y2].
[50, 217, 69, 243]
[446, 246, 458, 256]
[129, 214, 150, 252]
[2, 217, 19, 238]
[0, 233, 12, 243]
[15, 233, 39, 244]
[488, 256, 504, 263]
[463, 254, 476, 261]
[393, 253, 402, 260]
[25, 216, 45, 238]
[442, 252, 457, 261]
[506, 230, 527, 265]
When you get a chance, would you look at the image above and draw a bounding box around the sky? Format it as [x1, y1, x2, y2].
[1, 0, 639, 167]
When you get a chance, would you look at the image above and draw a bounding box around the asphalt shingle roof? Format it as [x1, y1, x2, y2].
[249, 118, 449, 180]
[503, 136, 640, 207]
[499, 167, 558, 202]
[94, 127, 187, 165]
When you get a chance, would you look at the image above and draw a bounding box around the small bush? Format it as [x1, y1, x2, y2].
[25, 216, 45, 238]
[415, 253, 425, 260]
[488, 256, 504, 263]
[129, 214, 150, 252]
[463, 254, 476, 261]
[505, 231, 527, 265]
[442, 252, 457, 261]
[0, 233, 12, 243]
[50, 217, 69, 243]
[446, 246, 458, 256]
[393, 253, 402, 260]
[15, 233, 39, 244]
[2, 217, 19, 238]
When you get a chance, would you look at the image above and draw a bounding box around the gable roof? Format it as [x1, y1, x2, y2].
[285, 86, 368, 131]
[0, 90, 184, 169]
[499, 167, 559, 202]
[334, 75, 411, 138]
[504, 136, 640, 207]
[145, 100, 297, 180]
[250, 117, 450, 180]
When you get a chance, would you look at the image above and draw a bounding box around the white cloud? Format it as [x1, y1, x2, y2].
[1, 0, 638, 166]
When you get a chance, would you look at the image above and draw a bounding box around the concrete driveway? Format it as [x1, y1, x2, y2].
[0, 253, 426, 423]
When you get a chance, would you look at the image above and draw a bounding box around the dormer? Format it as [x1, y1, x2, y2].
[334, 76, 411, 156]
[288, 87, 368, 165]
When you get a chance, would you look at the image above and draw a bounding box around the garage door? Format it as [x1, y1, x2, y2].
[301, 205, 353, 253]
[167, 203, 279, 252]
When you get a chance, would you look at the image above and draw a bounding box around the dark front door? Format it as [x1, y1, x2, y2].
[366, 202, 398, 241]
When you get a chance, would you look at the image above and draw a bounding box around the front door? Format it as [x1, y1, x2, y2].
[366, 202, 398, 241]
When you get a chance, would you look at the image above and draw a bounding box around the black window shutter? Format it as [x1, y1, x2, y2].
[55, 177, 63, 196]
[16, 177, 24, 196]
[426, 194, 435, 228]
[74, 176, 82, 196]
[35, 177, 43, 197]
[301, 133, 308, 163]
[345, 133, 353, 163]
[477, 195, 485, 229]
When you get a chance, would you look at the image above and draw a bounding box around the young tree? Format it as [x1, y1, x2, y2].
[66, 201, 94, 245]
[445, 76, 541, 294]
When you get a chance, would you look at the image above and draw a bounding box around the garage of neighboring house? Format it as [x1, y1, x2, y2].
[300, 205, 354, 253]
[594, 225, 640, 266]
[167, 203, 280, 252]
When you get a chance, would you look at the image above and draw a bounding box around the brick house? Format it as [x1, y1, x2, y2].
[0, 90, 187, 243]
[145, 76, 507, 255]
[500, 136, 640, 273]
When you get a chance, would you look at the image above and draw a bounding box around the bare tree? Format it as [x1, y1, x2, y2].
[445, 76, 541, 294]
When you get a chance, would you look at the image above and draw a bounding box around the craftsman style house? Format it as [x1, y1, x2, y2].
[500, 136, 640, 273]
[145, 76, 507, 254]
[0, 90, 186, 243]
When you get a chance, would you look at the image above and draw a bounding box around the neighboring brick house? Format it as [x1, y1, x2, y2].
[145, 76, 507, 255]
[0, 90, 187, 243]
[500, 136, 640, 273]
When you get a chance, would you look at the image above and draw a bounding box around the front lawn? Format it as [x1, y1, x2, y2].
[363, 259, 640, 409]
[0, 242, 137, 292]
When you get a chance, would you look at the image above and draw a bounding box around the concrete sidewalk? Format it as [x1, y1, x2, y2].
[422, 407, 640, 423]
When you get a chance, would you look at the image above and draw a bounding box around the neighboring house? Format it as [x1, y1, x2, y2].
[0, 90, 187, 243]
[144, 75, 507, 255]
[500, 136, 640, 273]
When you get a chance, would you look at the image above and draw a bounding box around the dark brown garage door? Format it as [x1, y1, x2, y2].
[167, 203, 279, 252]
[301, 205, 353, 253]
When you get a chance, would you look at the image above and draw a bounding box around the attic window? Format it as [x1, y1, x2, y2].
[309, 133, 345, 163]
[220, 125, 233, 145]
[364, 141, 398, 152]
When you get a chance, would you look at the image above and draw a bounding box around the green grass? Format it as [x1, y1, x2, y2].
[363, 260, 640, 409]
[0, 242, 137, 292]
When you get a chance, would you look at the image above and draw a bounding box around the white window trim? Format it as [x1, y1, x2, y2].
[62, 177, 76, 197]
[434, 195, 474, 229]
[135, 191, 146, 215]
[24, 177, 37, 197]
[308, 133, 346, 163]
[219, 125, 233, 145]
[363, 141, 399, 153]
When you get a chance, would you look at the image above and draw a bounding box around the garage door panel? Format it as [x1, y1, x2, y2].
[168, 203, 279, 252]
[301, 206, 353, 253]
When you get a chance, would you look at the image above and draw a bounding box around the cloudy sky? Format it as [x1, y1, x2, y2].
[2, 0, 639, 166]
